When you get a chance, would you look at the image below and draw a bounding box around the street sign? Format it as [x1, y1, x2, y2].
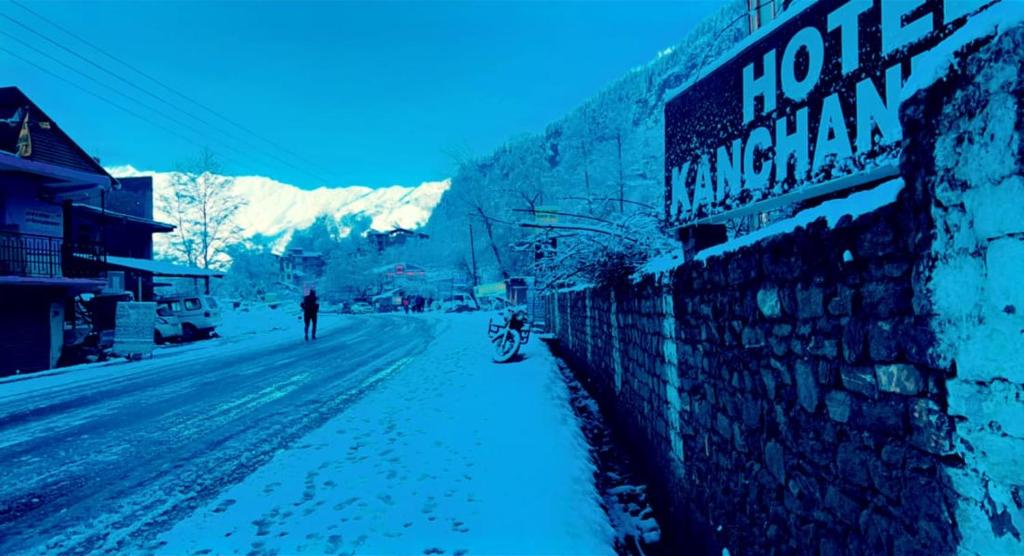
[665, 0, 997, 225]
[113, 302, 156, 359]
[535, 206, 559, 224]
[474, 281, 507, 299]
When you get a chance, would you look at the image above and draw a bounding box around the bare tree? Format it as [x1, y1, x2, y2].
[160, 148, 246, 269]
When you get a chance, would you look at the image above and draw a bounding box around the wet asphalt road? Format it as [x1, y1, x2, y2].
[0, 314, 434, 555]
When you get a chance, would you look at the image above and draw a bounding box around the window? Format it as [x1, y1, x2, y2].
[184, 298, 202, 311]
[205, 297, 219, 309]
[749, 0, 783, 34]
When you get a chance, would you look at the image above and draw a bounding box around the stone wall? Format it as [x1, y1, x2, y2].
[548, 22, 1024, 556]
[905, 23, 1024, 556]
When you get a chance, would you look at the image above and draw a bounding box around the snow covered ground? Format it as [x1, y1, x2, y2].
[155, 313, 615, 555]
[0, 311, 615, 555]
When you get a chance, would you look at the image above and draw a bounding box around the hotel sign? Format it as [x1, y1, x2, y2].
[665, 0, 994, 224]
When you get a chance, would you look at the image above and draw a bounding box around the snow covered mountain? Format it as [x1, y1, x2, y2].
[107, 165, 450, 251]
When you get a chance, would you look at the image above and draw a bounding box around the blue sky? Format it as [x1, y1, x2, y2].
[1, 0, 722, 188]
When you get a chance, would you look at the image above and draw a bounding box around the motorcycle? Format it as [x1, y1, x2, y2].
[487, 306, 531, 363]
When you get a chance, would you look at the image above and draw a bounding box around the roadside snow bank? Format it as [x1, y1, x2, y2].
[217, 303, 302, 338]
[157, 313, 615, 555]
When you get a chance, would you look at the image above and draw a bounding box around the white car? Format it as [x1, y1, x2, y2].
[350, 301, 374, 314]
[439, 293, 479, 313]
[154, 305, 183, 344]
[158, 295, 223, 340]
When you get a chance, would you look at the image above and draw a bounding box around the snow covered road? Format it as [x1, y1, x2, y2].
[0, 314, 434, 554]
[0, 313, 614, 555]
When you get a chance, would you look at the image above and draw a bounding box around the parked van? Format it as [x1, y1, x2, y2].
[157, 295, 222, 340]
[154, 305, 183, 344]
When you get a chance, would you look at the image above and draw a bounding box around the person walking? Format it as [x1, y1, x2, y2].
[301, 289, 320, 341]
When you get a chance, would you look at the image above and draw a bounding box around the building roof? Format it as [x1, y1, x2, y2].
[72, 203, 175, 233]
[101, 255, 224, 278]
[0, 87, 114, 186]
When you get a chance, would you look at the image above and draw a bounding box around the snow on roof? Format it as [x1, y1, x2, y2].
[695, 177, 905, 263]
[103, 255, 224, 278]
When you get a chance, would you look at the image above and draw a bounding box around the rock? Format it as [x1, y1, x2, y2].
[868, 321, 900, 361]
[808, 337, 839, 358]
[840, 365, 878, 398]
[842, 320, 868, 363]
[827, 286, 854, 316]
[825, 391, 852, 423]
[910, 399, 955, 455]
[795, 359, 820, 413]
[860, 282, 913, 319]
[856, 400, 906, 435]
[765, 441, 785, 484]
[757, 288, 782, 318]
[796, 285, 825, 319]
[875, 364, 925, 395]
[837, 442, 872, 487]
[742, 326, 766, 348]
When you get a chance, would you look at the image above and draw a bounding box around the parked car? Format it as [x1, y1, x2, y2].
[478, 296, 512, 312]
[154, 305, 183, 344]
[439, 293, 479, 313]
[158, 295, 222, 340]
[350, 301, 374, 314]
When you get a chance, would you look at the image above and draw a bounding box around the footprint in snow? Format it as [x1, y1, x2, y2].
[212, 499, 237, 513]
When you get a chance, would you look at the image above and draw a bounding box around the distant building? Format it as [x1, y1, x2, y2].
[0, 87, 115, 374]
[279, 247, 325, 288]
[366, 227, 428, 253]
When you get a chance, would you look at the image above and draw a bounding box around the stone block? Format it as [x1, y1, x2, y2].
[860, 281, 913, 319]
[986, 237, 1024, 315]
[947, 379, 1024, 437]
[796, 285, 825, 319]
[875, 364, 925, 395]
[808, 337, 838, 358]
[765, 441, 785, 484]
[825, 390, 852, 423]
[967, 175, 1024, 240]
[909, 399, 955, 455]
[929, 254, 984, 320]
[795, 359, 820, 412]
[827, 286, 854, 316]
[742, 326, 766, 348]
[757, 287, 782, 318]
[855, 400, 906, 436]
[843, 320, 868, 364]
[953, 313, 1024, 384]
[868, 321, 900, 361]
[837, 442, 872, 487]
[840, 365, 878, 398]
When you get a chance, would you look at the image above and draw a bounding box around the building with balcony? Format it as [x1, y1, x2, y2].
[366, 227, 429, 253]
[0, 86, 115, 375]
[278, 247, 325, 289]
[67, 176, 223, 301]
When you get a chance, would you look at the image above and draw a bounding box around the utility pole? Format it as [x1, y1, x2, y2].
[468, 221, 479, 287]
[616, 132, 625, 213]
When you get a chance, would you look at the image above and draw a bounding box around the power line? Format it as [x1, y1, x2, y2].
[0, 9, 335, 185]
[7, 0, 340, 182]
[0, 27, 262, 165]
[0, 44, 240, 166]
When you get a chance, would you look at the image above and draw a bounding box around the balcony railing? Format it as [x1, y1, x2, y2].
[0, 231, 106, 280]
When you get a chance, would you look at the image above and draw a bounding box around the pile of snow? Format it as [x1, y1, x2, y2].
[216, 303, 303, 338]
[107, 165, 450, 251]
[157, 313, 615, 555]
